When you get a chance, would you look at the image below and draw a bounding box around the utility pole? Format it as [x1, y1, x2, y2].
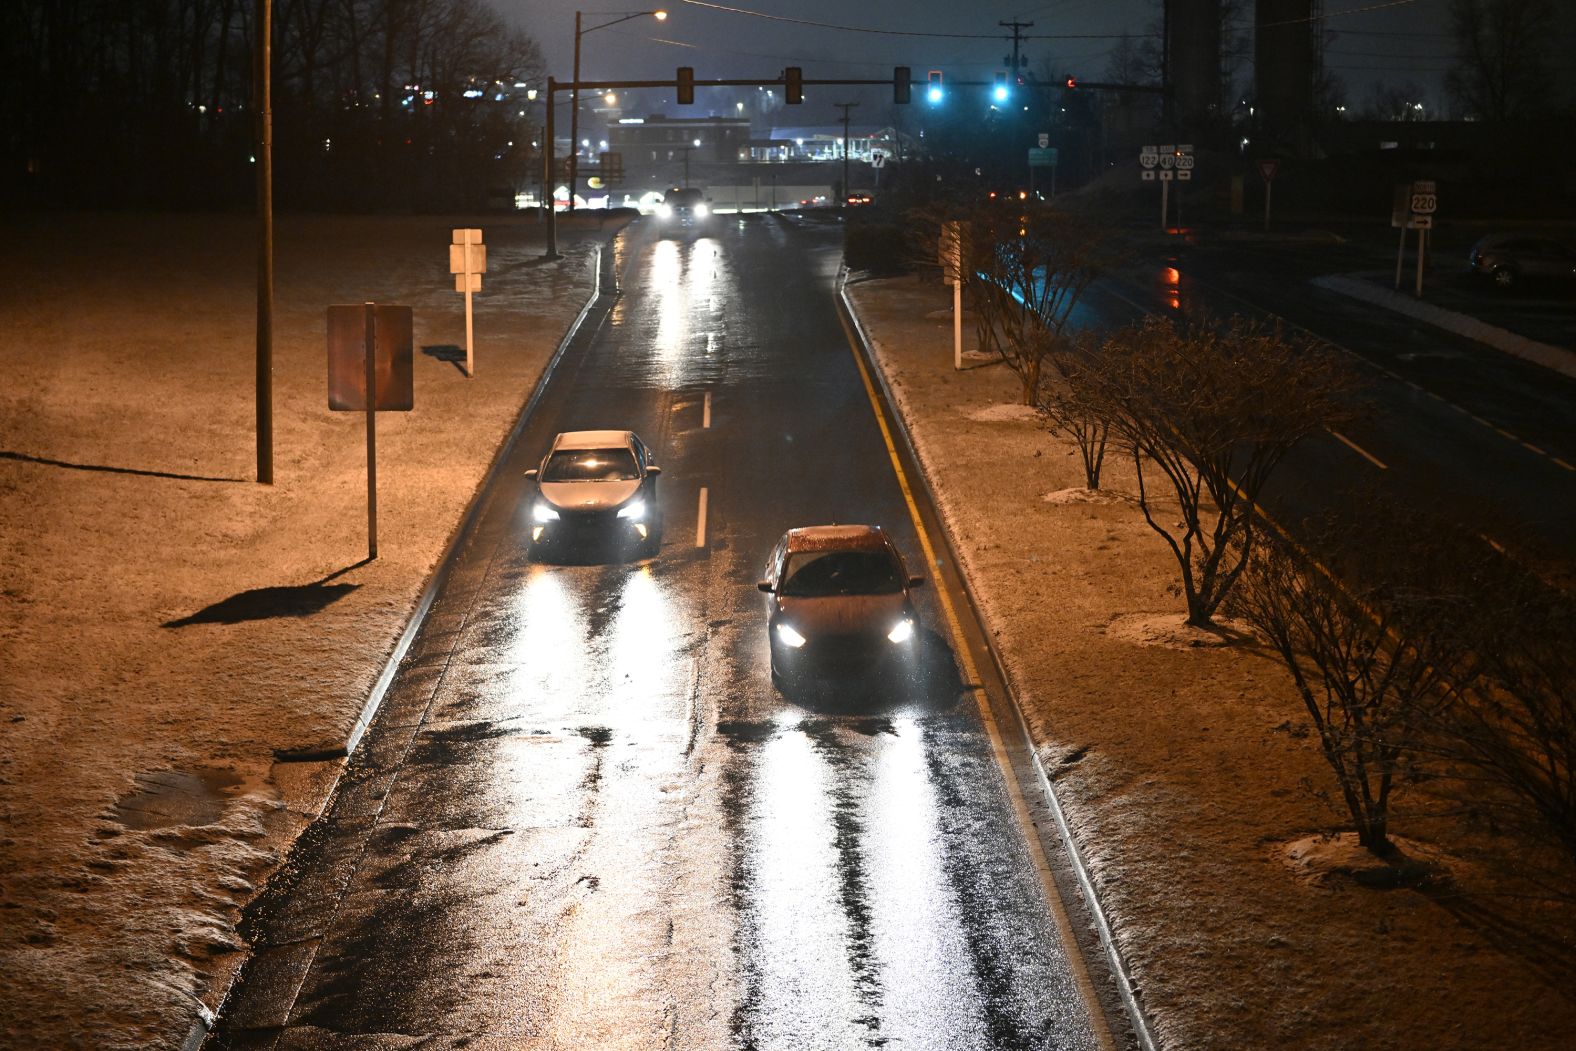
[254, 0, 274, 484]
[999, 19, 1033, 80]
[834, 101, 858, 205]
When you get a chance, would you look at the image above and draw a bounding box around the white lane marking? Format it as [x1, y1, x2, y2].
[1328, 428, 1389, 470]
[1103, 274, 1572, 475]
[703, 390, 712, 429]
[696, 487, 708, 548]
[838, 307, 1120, 1051]
[706, 332, 717, 355]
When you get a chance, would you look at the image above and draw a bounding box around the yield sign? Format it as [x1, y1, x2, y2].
[1258, 158, 1279, 182]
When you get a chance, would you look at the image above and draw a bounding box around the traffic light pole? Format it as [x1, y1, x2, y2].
[538, 72, 1152, 258]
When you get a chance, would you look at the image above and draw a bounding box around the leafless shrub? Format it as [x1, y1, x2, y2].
[1227, 505, 1485, 856]
[1086, 315, 1360, 626]
[1036, 331, 1110, 490]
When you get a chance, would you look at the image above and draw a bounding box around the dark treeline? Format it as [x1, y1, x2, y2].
[1, 0, 545, 211]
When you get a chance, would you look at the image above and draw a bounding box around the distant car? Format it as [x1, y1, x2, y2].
[1468, 233, 1576, 290]
[758, 525, 925, 687]
[845, 193, 873, 207]
[654, 187, 712, 230]
[524, 430, 662, 558]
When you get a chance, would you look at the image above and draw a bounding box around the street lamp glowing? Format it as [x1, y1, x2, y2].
[605, 92, 617, 105]
[654, 9, 667, 19]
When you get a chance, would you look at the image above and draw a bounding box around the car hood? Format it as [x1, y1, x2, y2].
[774, 593, 909, 637]
[539, 479, 641, 511]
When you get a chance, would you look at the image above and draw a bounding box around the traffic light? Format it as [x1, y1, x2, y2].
[785, 67, 803, 105]
[894, 66, 911, 104]
[677, 66, 694, 105]
[992, 71, 1010, 103]
[927, 70, 943, 104]
[1063, 75, 1077, 90]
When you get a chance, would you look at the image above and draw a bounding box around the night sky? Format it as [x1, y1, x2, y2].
[504, 0, 1467, 122]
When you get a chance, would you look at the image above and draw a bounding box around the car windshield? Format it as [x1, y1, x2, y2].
[542, 448, 639, 482]
[780, 549, 904, 597]
[667, 189, 704, 207]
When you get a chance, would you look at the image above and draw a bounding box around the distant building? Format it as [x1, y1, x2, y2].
[608, 115, 751, 165]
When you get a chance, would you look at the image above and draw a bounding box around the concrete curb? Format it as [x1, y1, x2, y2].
[185, 236, 617, 1051]
[838, 276, 1159, 1051]
[1312, 273, 1576, 380]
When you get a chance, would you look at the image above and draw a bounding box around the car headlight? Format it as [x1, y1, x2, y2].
[532, 502, 560, 523]
[693, 203, 709, 218]
[775, 623, 807, 648]
[887, 619, 914, 643]
[616, 499, 646, 521]
[656, 203, 672, 218]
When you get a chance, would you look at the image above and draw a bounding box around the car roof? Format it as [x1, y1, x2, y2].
[784, 524, 891, 553]
[551, 430, 636, 450]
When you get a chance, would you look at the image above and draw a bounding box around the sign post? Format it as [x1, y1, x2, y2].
[1258, 159, 1279, 232]
[1409, 180, 1436, 297]
[940, 220, 963, 370]
[449, 229, 486, 376]
[328, 303, 414, 560]
[1140, 145, 1187, 229]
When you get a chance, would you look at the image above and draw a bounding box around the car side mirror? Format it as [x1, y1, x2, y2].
[524, 468, 538, 480]
[757, 580, 775, 593]
[909, 575, 927, 587]
[646, 465, 662, 476]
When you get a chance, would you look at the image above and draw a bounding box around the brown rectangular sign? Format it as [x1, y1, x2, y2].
[328, 304, 414, 411]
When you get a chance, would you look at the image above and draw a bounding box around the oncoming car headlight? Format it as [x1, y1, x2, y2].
[887, 619, 914, 643]
[656, 203, 673, 218]
[616, 500, 646, 521]
[693, 203, 710, 218]
[532, 502, 560, 523]
[775, 623, 807, 648]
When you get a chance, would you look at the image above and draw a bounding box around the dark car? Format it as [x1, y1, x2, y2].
[654, 187, 712, 231]
[758, 525, 925, 688]
[1468, 233, 1576, 290]
[523, 430, 662, 559]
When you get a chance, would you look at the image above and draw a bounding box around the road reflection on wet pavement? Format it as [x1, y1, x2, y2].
[209, 218, 1106, 1051]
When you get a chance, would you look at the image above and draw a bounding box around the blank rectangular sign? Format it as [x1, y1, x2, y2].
[327, 304, 414, 411]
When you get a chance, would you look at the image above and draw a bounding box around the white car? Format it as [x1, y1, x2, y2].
[758, 525, 925, 687]
[524, 430, 662, 559]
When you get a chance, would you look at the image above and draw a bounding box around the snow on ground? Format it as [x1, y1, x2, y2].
[5, 216, 1572, 1049]
[846, 274, 1576, 1050]
[0, 213, 615, 1048]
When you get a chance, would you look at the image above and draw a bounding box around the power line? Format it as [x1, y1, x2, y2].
[674, 1, 1155, 40]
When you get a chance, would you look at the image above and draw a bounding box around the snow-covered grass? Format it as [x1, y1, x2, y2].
[0, 213, 611, 1048]
[846, 274, 1576, 1050]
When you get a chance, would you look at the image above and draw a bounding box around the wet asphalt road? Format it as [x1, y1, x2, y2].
[208, 216, 1111, 1050]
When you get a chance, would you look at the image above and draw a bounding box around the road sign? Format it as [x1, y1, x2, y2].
[871, 151, 886, 169]
[1258, 158, 1279, 182]
[1175, 144, 1194, 181]
[1028, 147, 1058, 168]
[449, 228, 486, 376]
[1406, 215, 1433, 230]
[1038, 132, 1049, 149]
[1140, 144, 1158, 181]
[939, 220, 963, 284]
[1410, 180, 1437, 215]
[327, 305, 413, 412]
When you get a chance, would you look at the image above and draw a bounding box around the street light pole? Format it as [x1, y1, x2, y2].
[835, 101, 858, 206]
[569, 9, 667, 215]
[254, 0, 274, 484]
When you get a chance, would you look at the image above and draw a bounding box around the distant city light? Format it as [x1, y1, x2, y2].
[605, 92, 617, 104]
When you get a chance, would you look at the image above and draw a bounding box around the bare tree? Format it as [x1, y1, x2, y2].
[1446, 572, 1576, 875]
[958, 203, 1118, 404]
[1083, 315, 1358, 627]
[1036, 332, 1110, 490]
[1227, 509, 1483, 856]
[1362, 79, 1431, 121]
[1446, 0, 1559, 121]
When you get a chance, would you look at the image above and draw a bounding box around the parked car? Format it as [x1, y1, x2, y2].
[1468, 233, 1576, 290]
[758, 525, 925, 687]
[524, 430, 662, 559]
[654, 187, 712, 231]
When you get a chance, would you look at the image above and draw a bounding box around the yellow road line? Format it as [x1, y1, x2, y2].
[837, 306, 1119, 1051]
